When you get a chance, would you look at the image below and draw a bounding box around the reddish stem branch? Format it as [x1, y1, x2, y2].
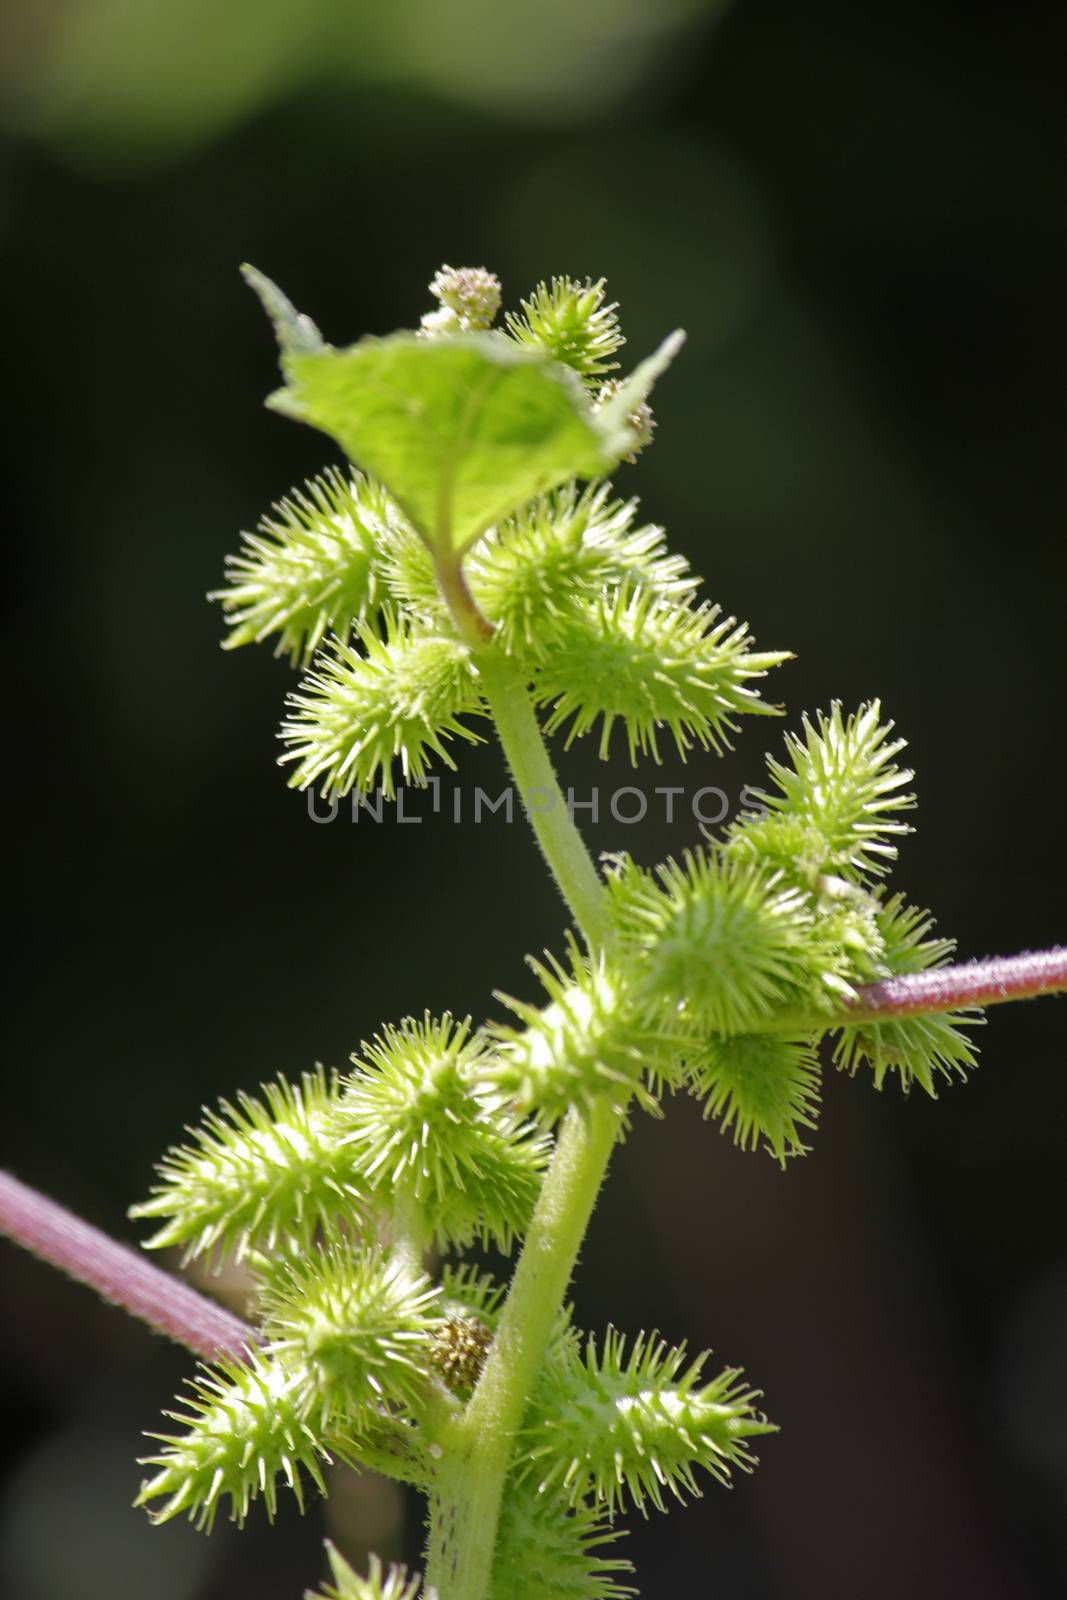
[0, 1170, 256, 1363]
[847, 945, 1067, 1022]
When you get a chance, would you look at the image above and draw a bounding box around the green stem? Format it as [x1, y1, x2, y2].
[433, 551, 495, 649]
[424, 1100, 622, 1600]
[423, 645, 623, 1600]
[391, 1194, 430, 1277]
[474, 650, 610, 950]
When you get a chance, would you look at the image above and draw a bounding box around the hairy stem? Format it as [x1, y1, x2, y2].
[433, 550, 495, 648]
[845, 946, 1067, 1019]
[425, 1099, 621, 1600]
[474, 648, 609, 949]
[424, 648, 622, 1600]
[391, 1193, 431, 1277]
[754, 945, 1067, 1034]
[0, 1170, 256, 1363]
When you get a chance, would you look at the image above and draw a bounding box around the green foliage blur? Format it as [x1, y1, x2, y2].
[1, 2, 1066, 1598]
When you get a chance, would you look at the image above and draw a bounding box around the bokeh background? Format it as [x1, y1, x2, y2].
[2, 1, 1065, 1595]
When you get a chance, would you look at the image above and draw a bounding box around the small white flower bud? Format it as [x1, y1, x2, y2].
[419, 264, 502, 336]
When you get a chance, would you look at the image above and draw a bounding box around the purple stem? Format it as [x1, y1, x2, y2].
[846, 945, 1067, 1022]
[0, 948, 1064, 1359]
[0, 1170, 256, 1363]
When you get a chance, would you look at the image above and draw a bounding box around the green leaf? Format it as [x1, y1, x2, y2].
[270, 331, 620, 555]
[242, 264, 324, 357]
[243, 269, 685, 557]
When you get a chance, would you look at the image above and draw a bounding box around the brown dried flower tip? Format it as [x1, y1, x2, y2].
[431, 1313, 494, 1394]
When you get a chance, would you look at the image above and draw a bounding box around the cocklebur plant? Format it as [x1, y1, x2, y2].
[1, 265, 1065, 1600]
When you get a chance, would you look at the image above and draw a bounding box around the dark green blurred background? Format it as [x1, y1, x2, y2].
[2, 1, 1065, 1595]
